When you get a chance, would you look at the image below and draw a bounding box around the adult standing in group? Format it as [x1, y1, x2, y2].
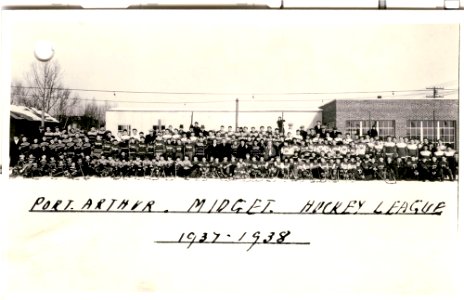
[263, 140, 278, 161]
[10, 135, 21, 167]
[313, 121, 323, 136]
[368, 124, 378, 139]
[277, 116, 285, 135]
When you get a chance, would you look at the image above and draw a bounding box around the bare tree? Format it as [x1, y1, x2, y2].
[12, 60, 79, 126]
[55, 93, 79, 117]
[10, 80, 32, 107]
[83, 98, 100, 120]
[80, 98, 113, 127]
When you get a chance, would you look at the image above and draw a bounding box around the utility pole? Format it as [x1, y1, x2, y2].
[235, 98, 239, 131]
[379, 0, 387, 9]
[34, 41, 55, 127]
[426, 86, 444, 99]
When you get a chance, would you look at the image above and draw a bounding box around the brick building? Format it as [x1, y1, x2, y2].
[319, 99, 459, 148]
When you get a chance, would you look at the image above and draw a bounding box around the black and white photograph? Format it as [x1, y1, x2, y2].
[6, 13, 459, 183]
[0, 8, 462, 297]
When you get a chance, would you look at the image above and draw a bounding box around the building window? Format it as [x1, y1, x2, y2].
[407, 120, 456, 145]
[346, 120, 370, 137]
[346, 120, 361, 136]
[422, 120, 435, 141]
[407, 121, 421, 141]
[438, 120, 456, 145]
[377, 120, 395, 138]
[118, 125, 131, 133]
[345, 120, 394, 138]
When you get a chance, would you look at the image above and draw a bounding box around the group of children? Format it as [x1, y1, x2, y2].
[10, 123, 458, 182]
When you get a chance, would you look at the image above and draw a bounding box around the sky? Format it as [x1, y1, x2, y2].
[2, 10, 460, 113]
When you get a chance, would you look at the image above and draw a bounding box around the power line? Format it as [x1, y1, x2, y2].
[10, 85, 457, 96]
[426, 86, 445, 99]
[12, 92, 457, 105]
[9, 94, 233, 104]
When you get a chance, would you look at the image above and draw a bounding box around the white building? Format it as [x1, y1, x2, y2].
[105, 107, 322, 135]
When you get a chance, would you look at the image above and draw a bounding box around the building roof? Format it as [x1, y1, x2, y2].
[319, 98, 459, 109]
[10, 105, 59, 123]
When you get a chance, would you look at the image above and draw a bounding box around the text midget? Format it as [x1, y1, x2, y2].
[30, 197, 445, 215]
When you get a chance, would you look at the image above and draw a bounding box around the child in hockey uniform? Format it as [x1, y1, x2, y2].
[273, 157, 284, 178]
[250, 140, 262, 160]
[428, 156, 440, 182]
[38, 156, 49, 176]
[266, 158, 278, 178]
[194, 138, 206, 160]
[339, 157, 350, 180]
[151, 157, 164, 178]
[81, 156, 92, 177]
[234, 158, 248, 179]
[19, 137, 31, 157]
[438, 156, 453, 181]
[118, 158, 130, 178]
[12, 154, 27, 177]
[395, 137, 408, 159]
[383, 136, 396, 159]
[258, 157, 268, 178]
[374, 157, 386, 180]
[99, 156, 111, 176]
[318, 158, 330, 180]
[185, 155, 197, 175]
[132, 157, 144, 177]
[407, 157, 420, 181]
[385, 156, 396, 181]
[173, 158, 182, 177]
[137, 137, 147, 159]
[142, 156, 153, 176]
[243, 155, 254, 178]
[53, 160, 66, 177]
[198, 157, 210, 178]
[65, 162, 79, 178]
[286, 158, 296, 179]
[219, 157, 232, 178]
[373, 141, 384, 158]
[82, 138, 92, 158]
[348, 158, 357, 179]
[309, 159, 320, 179]
[417, 157, 430, 181]
[109, 157, 120, 177]
[21, 155, 36, 177]
[92, 135, 104, 159]
[299, 142, 311, 160]
[154, 137, 166, 159]
[444, 146, 457, 181]
[29, 162, 40, 178]
[30, 138, 41, 158]
[128, 138, 138, 161]
[164, 157, 175, 177]
[102, 139, 112, 158]
[354, 160, 365, 180]
[146, 141, 155, 159]
[330, 158, 340, 180]
[174, 140, 184, 161]
[249, 157, 261, 178]
[179, 157, 193, 178]
[282, 158, 292, 179]
[209, 158, 221, 178]
[394, 157, 404, 180]
[294, 159, 306, 180]
[184, 140, 195, 161]
[406, 141, 419, 158]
